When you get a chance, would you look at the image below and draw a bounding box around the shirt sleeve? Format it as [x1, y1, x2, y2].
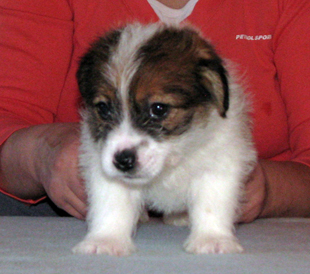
[0, 0, 74, 146]
[273, 0, 310, 167]
[0, 1, 74, 203]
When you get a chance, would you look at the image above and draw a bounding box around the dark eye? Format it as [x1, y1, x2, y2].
[96, 101, 111, 120]
[150, 103, 170, 120]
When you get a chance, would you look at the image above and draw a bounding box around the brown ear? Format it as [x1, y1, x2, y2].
[197, 58, 229, 118]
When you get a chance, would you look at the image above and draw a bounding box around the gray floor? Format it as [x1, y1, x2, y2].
[1, 217, 310, 274]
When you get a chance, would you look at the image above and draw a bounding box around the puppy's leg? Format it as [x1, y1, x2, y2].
[163, 212, 189, 227]
[72, 177, 142, 256]
[139, 207, 150, 223]
[184, 173, 243, 254]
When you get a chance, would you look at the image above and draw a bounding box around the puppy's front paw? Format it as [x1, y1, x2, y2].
[184, 234, 243, 254]
[72, 236, 136, 256]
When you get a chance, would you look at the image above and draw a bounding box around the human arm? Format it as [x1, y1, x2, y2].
[0, 123, 87, 219]
[240, 160, 310, 223]
[240, 0, 310, 223]
[0, 2, 87, 218]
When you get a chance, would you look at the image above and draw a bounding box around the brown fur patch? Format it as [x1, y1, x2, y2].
[128, 26, 224, 138]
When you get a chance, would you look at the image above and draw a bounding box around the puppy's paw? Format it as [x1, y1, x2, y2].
[184, 234, 243, 254]
[163, 212, 189, 227]
[139, 208, 150, 223]
[72, 236, 136, 256]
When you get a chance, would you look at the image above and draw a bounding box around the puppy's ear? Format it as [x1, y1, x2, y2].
[77, 49, 98, 105]
[197, 56, 229, 118]
[77, 28, 123, 105]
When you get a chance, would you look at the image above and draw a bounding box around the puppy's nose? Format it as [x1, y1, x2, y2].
[113, 149, 136, 172]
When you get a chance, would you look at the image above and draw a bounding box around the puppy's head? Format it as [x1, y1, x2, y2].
[78, 23, 229, 185]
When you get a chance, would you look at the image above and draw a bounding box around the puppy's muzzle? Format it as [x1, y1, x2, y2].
[113, 149, 136, 172]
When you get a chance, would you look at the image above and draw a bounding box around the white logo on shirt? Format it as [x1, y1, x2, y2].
[236, 34, 272, 41]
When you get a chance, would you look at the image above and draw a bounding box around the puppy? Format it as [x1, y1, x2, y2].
[72, 23, 256, 256]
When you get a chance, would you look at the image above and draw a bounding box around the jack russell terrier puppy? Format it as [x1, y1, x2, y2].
[72, 23, 257, 256]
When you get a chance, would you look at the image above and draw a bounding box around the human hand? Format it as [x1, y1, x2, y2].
[0, 123, 87, 219]
[240, 160, 310, 221]
[36, 123, 87, 219]
[239, 161, 267, 223]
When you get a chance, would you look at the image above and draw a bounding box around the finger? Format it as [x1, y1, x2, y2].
[68, 195, 88, 219]
[68, 179, 88, 204]
[62, 202, 86, 220]
[58, 186, 88, 219]
[63, 196, 87, 219]
[239, 204, 258, 223]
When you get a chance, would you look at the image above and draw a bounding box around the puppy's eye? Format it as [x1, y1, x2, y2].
[150, 103, 170, 120]
[96, 102, 111, 120]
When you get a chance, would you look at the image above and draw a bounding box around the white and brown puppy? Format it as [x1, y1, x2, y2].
[73, 23, 256, 256]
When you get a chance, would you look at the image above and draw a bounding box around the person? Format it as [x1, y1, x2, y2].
[1, 0, 310, 222]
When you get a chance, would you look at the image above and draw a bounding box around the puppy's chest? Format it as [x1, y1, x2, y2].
[142, 174, 190, 213]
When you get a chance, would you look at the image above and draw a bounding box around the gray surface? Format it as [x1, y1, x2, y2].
[0, 192, 69, 217]
[0, 217, 310, 273]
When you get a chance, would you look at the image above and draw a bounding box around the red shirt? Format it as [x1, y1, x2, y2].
[1, 0, 310, 201]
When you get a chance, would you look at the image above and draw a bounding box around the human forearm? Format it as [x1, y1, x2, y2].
[241, 159, 310, 223]
[260, 160, 310, 218]
[0, 125, 49, 199]
[0, 123, 87, 218]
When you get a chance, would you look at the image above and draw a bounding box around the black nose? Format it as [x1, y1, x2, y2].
[113, 149, 136, 172]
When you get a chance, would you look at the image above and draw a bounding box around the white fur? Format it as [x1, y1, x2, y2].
[72, 24, 256, 256]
